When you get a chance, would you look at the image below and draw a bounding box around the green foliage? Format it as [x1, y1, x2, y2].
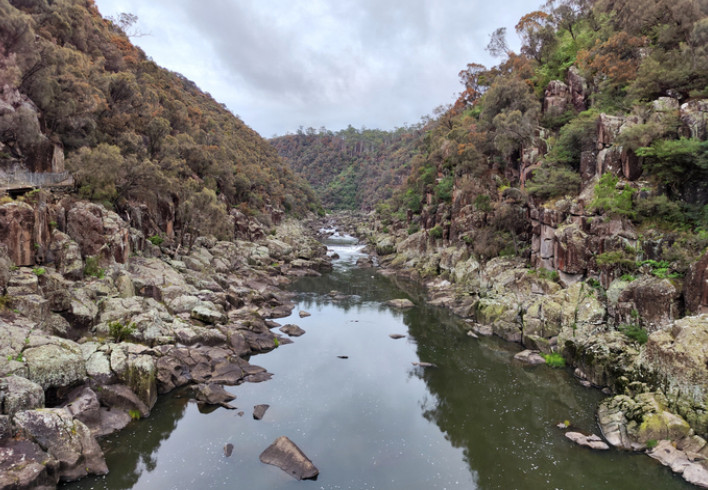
[527, 164, 581, 200]
[32, 267, 45, 276]
[646, 439, 658, 449]
[529, 267, 559, 282]
[434, 175, 454, 202]
[429, 225, 443, 239]
[273, 336, 280, 348]
[637, 259, 683, 279]
[619, 324, 649, 345]
[596, 251, 637, 272]
[637, 138, 708, 201]
[544, 110, 599, 168]
[128, 409, 141, 421]
[592, 174, 636, 218]
[0, 295, 10, 310]
[542, 352, 566, 368]
[148, 235, 164, 246]
[83, 256, 105, 279]
[620, 274, 636, 282]
[407, 223, 420, 235]
[108, 320, 136, 342]
[474, 194, 492, 212]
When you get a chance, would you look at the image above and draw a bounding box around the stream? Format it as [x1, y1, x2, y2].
[65, 232, 691, 489]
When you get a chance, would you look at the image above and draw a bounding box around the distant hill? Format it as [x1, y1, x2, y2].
[270, 125, 425, 211]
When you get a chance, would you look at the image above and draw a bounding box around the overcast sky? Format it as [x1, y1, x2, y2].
[93, 0, 534, 137]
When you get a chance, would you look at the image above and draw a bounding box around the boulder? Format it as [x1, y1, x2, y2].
[13, 408, 108, 481]
[96, 383, 150, 419]
[567, 66, 588, 111]
[191, 383, 236, 409]
[513, 350, 546, 365]
[253, 404, 270, 420]
[616, 276, 682, 332]
[65, 202, 131, 263]
[49, 231, 83, 280]
[648, 440, 708, 488]
[259, 436, 319, 480]
[280, 324, 305, 337]
[543, 80, 569, 116]
[386, 298, 415, 309]
[191, 304, 227, 324]
[598, 393, 692, 451]
[642, 314, 708, 434]
[565, 432, 610, 450]
[23, 341, 86, 391]
[680, 99, 708, 140]
[0, 375, 44, 417]
[0, 439, 59, 488]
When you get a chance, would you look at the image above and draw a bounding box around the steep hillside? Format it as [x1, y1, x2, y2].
[378, 0, 708, 269]
[270, 125, 424, 210]
[0, 0, 319, 242]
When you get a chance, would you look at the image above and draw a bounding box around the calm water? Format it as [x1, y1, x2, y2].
[65, 234, 690, 489]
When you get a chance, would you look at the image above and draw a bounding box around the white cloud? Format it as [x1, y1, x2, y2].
[93, 0, 531, 137]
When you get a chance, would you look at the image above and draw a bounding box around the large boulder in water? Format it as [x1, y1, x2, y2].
[259, 436, 319, 480]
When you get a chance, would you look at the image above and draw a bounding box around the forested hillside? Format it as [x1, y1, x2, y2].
[362, 0, 708, 270]
[0, 0, 319, 241]
[270, 125, 425, 210]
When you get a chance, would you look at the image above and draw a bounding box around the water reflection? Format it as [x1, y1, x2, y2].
[64, 234, 691, 490]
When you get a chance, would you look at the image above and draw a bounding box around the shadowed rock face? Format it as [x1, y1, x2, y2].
[259, 436, 319, 480]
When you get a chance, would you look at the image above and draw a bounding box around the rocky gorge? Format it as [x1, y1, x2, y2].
[0, 191, 330, 488]
[328, 204, 708, 487]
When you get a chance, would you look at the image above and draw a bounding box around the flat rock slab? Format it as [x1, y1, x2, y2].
[253, 404, 270, 420]
[386, 299, 414, 309]
[280, 324, 305, 337]
[565, 431, 610, 451]
[260, 436, 319, 480]
[514, 349, 546, 365]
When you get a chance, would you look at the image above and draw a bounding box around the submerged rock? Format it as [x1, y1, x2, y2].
[259, 436, 319, 480]
[389, 333, 406, 340]
[299, 310, 311, 318]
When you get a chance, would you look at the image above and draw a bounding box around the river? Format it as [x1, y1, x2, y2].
[65, 232, 690, 489]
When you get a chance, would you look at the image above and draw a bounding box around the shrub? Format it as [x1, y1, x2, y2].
[84, 256, 105, 278]
[474, 194, 492, 212]
[108, 320, 136, 342]
[429, 225, 443, 239]
[592, 174, 636, 218]
[148, 234, 164, 246]
[529, 267, 559, 282]
[619, 324, 648, 344]
[407, 223, 420, 235]
[32, 267, 46, 276]
[526, 165, 581, 200]
[543, 352, 566, 368]
[434, 175, 454, 203]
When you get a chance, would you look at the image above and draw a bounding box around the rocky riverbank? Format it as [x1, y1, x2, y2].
[327, 211, 708, 488]
[0, 193, 329, 488]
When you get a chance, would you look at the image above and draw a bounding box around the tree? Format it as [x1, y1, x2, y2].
[486, 27, 510, 58]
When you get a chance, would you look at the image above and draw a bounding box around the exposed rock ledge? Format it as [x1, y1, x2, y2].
[0, 196, 330, 489]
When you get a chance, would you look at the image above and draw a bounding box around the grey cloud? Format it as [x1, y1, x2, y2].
[94, 0, 532, 135]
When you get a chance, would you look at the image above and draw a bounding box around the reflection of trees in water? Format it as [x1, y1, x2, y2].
[67, 393, 190, 490]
